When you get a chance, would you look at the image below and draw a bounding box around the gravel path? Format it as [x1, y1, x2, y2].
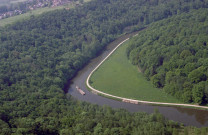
[86, 35, 208, 110]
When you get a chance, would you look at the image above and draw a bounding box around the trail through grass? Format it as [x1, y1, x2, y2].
[90, 41, 181, 103]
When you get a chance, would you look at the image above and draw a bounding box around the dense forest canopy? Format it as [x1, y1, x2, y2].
[1, 0, 208, 134]
[127, 9, 208, 105]
[0, 0, 77, 20]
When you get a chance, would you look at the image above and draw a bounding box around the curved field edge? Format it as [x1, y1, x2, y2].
[89, 33, 179, 103]
[90, 40, 179, 103]
[86, 34, 208, 110]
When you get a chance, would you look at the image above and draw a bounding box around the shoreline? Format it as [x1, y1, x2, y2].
[86, 34, 208, 110]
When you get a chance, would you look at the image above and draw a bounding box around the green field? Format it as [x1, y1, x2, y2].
[90, 39, 181, 103]
[10, 0, 27, 4]
[0, 0, 91, 27]
[0, 5, 74, 27]
[0, 0, 27, 6]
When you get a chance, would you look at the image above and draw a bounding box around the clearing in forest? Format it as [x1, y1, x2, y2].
[90, 40, 181, 103]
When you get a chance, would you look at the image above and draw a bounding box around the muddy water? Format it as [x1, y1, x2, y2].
[67, 32, 208, 128]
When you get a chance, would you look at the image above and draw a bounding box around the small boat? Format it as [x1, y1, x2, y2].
[122, 99, 138, 104]
[76, 86, 85, 95]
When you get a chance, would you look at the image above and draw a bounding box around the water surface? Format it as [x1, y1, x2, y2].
[68, 32, 208, 127]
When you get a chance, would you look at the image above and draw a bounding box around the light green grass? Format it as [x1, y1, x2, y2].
[10, 0, 27, 4]
[0, 0, 27, 6]
[90, 41, 181, 103]
[83, 0, 92, 2]
[0, 5, 73, 27]
[0, 0, 92, 27]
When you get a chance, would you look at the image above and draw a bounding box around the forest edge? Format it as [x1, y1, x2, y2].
[86, 33, 208, 110]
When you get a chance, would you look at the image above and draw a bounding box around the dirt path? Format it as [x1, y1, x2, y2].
[86, 35, 208, 110]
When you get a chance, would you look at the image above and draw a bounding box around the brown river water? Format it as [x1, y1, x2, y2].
[67, 32, 208, 128]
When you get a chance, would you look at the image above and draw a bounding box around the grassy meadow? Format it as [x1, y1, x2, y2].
[10, 0, 27, 4]
[0, 0, 27, 6]
[0, 0, 91, 27]
[90, 40, 181, 103]
[0, 5, 74, 27]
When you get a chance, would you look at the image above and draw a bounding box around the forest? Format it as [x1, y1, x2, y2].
[0, 0, 77, 20]
[127, 9, 208, 105]
[1, 0, 208, 134]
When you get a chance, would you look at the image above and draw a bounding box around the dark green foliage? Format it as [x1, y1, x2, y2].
[1, 0, 208, 134]
[127, 9, 208, 104]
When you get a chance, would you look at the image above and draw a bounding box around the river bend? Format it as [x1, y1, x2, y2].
[68, 32, 208, 127]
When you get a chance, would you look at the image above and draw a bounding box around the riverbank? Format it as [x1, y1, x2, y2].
[68, 31, 208, 127]
[86, 34, 208, 110]
[89, 39, 180, 103]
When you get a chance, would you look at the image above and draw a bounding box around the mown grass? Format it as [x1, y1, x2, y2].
[10, 0, 27, 4]
[0, 0, 27, 6]
[0, 5, 74, 27]
[90, 40, 181, 103]
[0, 0, 91, 27]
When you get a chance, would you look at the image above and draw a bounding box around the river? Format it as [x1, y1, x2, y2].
[67, 32, 208, 128]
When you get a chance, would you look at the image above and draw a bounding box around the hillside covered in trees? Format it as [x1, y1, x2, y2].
[127, 9, 208, 105]
[1, 0, 208, 134]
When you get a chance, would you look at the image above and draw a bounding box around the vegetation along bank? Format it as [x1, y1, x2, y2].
[1, 0, 208, 134]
